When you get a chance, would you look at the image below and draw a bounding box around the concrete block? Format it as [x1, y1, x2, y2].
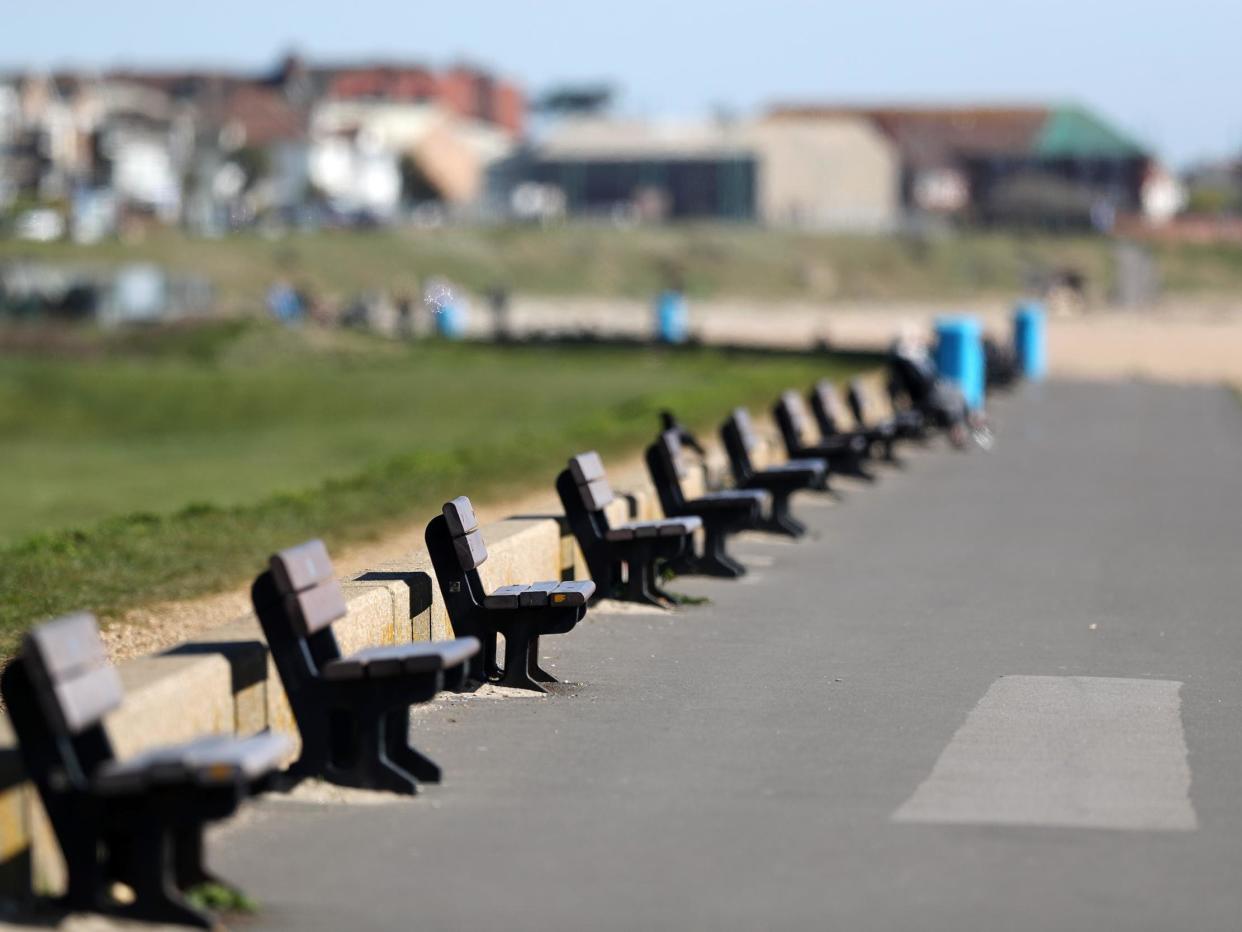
[108, 654, 234, 758]
[336, 583, 399, 657]
[603, 496, 630, 527]
[0, 717, 32, 900]
[364, 551, 444, 642]
[169, 615, 271, 736]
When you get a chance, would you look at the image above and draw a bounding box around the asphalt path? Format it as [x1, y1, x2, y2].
[212, 380, 1242, 931]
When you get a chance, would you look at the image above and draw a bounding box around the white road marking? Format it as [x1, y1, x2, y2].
[892, 675, 1197, 831]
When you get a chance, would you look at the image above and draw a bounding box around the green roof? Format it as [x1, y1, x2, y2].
[1034, 106, 1147, 159]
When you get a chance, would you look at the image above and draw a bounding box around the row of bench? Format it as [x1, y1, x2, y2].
[0, 372, 942, 927]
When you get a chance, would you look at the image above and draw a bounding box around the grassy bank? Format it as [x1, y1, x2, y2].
[5, 225, 1242, 309]
[0, 321, 872, 653]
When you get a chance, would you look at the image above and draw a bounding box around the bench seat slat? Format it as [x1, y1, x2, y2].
[550, 580, 595, 606]
[483, 584, 528, 610]
[692, 489, 771, 509]
[321, 638, 482, 680]
[606, 517, 701, 541]
[518, 581, 560, 607]
[94, 732, 293, 795]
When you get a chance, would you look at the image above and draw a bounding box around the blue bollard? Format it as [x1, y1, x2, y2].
[655, 290, 689, 344]
[934, 316, 986, 410]
[435, 300, 467, 340]
[1013, 301, 1047, 381]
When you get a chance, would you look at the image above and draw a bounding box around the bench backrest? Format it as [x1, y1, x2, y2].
[424, 498, 489, 637]
[444, 496, 489, 571]
[22, 612, 123, 737]
[774, 390, 812, 451]
[720, 408, 758, 480]
[568, 451, 616, 514]
[645, 429, 688, 514]
[270, 539, 348, 636]
[810, 380, 843, 436]
[888, 351, 935, 405]
[0, 612, 123, 825]
[846, 379, 868, 426]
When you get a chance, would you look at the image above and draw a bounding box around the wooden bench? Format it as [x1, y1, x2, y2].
[556, 451, 701, 606]
[0, 612, 291, 928]
[720, 407, 826, 537]
[425, 496, 594, 692]
[773, 389, 874, 482]
[810, 378, 901, 462]
[645, 429, 768, 578]
[251, 539, 479, 794]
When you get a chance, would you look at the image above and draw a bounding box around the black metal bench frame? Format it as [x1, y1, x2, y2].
[720, 407, 826, 537]
[251, 539, 479, 795]
[773, 390, 874, 481]
[810, 378, 901, 463]
[425, 496, 594, 693]
[886, 352, 956, 436]
[0, 612, 290, 928]
[645, 429, 767, 578]
[556, 451, 700, 606]
[848, 376, 927, 446]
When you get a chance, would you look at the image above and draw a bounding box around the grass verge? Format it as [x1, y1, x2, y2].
[0, 321, 873, 653]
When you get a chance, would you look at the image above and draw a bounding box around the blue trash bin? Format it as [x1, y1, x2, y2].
[1013, 301, 1047, 381]
[934, 316, 985, 411]
[435, 300, 467, 340]
[655, 290, 689, 344]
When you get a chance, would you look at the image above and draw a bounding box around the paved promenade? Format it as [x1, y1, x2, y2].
[213, 381, 1242, 931]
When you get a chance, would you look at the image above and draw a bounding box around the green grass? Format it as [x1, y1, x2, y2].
[0, 321, 872, 653]
[5, 225, 1242, 310]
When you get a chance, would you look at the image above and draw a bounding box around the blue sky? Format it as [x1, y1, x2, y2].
[11, 0, 1241, 166]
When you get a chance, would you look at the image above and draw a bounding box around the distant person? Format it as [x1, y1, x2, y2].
[266, 280, 302, 325]
[489, 286, 511, 342]
[396, 295, 414, 340]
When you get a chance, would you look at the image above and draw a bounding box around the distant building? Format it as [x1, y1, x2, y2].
[0, 54, 527, 233]
[527, 115, 900, 230]
[768, 104, 1171, 227]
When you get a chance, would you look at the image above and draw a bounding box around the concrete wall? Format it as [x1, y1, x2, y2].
[750, 117, 900, 232]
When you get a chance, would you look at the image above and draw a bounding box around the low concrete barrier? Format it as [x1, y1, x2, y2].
[0, 399, 868, 901]
[0, 513, 589, 898]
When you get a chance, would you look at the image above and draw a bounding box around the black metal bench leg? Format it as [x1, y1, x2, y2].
[60, 828, 109, 916]
[836, 454, 876, 482]
[527, 635, 558, 684]
[762, 492, 806, 538]
[121, 825, 213, 929]
[325, 708, 419, 794]
[499, 622, 545, 693]
[479, 631, 502, 683]
[697, 528, 746, 578]
[384, 706, 442, 784]
[623, 558, 665, 606]
[172, 823, 227, 890]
